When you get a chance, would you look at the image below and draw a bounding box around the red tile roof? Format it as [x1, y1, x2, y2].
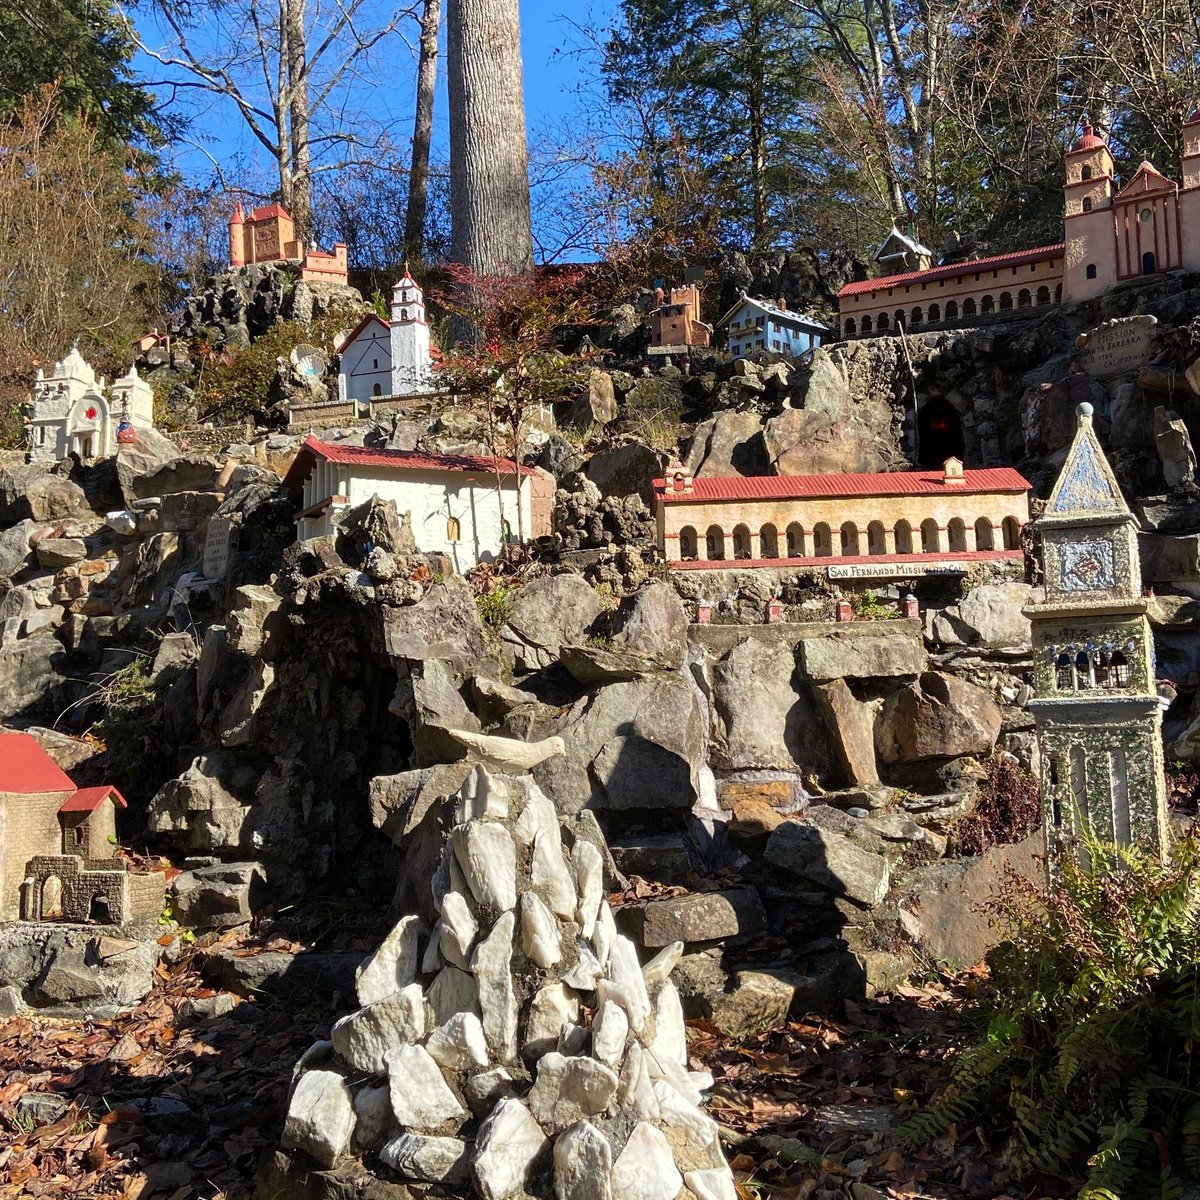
[655, 467, 1031, 503]
[0, 732, 75, 794]
[839, 244, 1064, 297]
[59, 785, 127, 813]
[671, 549, 1023, 570]
[248, 203, 290, 221]
[282, 434, 535, 489]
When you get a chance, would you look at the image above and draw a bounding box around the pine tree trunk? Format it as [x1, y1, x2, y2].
[284, 0, 313, 240]
[405, 0, 441, 261]
[447, 0, 533, 276]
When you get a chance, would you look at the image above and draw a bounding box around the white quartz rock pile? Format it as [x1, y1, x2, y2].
[280, 764, 735, 1199]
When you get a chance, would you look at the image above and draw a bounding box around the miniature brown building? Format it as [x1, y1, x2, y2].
[0, 732, 162, 925]
[228, 203, 349, 284]
[649, 284, 711, 350]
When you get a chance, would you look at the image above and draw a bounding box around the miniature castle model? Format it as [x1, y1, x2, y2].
[839, 111, 1200, 337]
[335, 273, 441, 404]
[717, 293, 829, 358]
[283, 436, 556, 571]
[25, 348, 154, 463]
[653, 458, 1030, 574]
[228, 202, 349, 284]
[1024, 404, 1169, 866]
[649, 283, 712, 352]
[0, 732, 164, 925]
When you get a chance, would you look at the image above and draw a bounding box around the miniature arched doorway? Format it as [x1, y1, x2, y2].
[785, 523, 804, 557]
[1142, 251, 1157, 275]
[813, 523, 833, 556]
[844, 318, 857, 336]
[947, 518, 968, 552]
[90, 893, 113, 923]
[917, 400, 965, 468]
[759, 524, 779, 558]
[867, 521, 887, 555]
[962, 298, 977, 318]
[372, 383, 383, 396]
[840, 522, 860, 556]
[1002, 516, 1021, 549]
[945, 300, 959, 321]
[679, 526, 698, 560]
[894, 520, 914, 554]
[732, 524, 752, 559]
[705, 525, 726, 561]
[974, 517, 994, 550]
[920, 518, 941, 553]
[861, 316, 873, 334]
[41, 876, 64, 920]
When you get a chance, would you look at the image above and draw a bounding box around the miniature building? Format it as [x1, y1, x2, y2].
[838, 111, 1200, 336]
[283, 435, 556, 571]
[228, 202, 349, 285]
[335, 273, 441, 405]
[649, 284, 712, 351]
[0, 732, 163, 924]
[1024, 403, 1169, 868]
[26, 349, 154, 463]
[654, 459, 1031, 576]
[718, 294, 829, 358]
[875, 222, 933, 275]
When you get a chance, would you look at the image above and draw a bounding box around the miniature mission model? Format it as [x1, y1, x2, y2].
[839, 112, 1200, 337]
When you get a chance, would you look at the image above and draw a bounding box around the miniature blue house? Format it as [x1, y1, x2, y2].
[718, 295, 830, 359]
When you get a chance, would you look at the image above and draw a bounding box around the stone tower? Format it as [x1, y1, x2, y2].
[1024, 403, 1168, 867]
[390, 272, 433, 397]
[1062, 123, 1117, 304]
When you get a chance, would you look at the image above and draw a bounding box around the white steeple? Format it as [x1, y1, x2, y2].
[390, 272, 433, 397]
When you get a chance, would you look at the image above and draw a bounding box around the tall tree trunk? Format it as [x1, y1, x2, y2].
[447, 0, 533, 276]
[284, 0, 313, 239]
[405, 0, 441, 261]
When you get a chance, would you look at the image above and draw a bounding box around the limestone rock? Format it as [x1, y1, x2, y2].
[932, 583, 1040, 650]
[379, 1133, 469, 1183]
[472, 1098, 549, 1200]
[685, 1167, 739, 1200]
[426, 1011, 490, 1072]
[385, 1043, 465, 1130]
[705, 971, 795, 1039]
[591, 998, 629, 1068]
[529, 1051, 620, 1133]
[437, 891, 478, 969]
[170, 861, 265, 930]
[610, 1122, 682, 1200]
[282, 1069, 355, 1168]
[611, 581, 688, 669]
[607, 937, 652, 1033]
[332, 984, 425, 1074]
[649, 981, 687, 1070]
[356, 915, 421, 1006]
[501, 574, 606, 671]
[0, 518, 36, 579]
[629, 887, 767, 948]
[452, 822, 517, 912]
[532, 828, 578, 919]
[526, 982, 580, 1059]
[519, 891, 562, 967]
[798, 632, 926, 681]
[766, 822, 890, 906]
[878, 671, 1003, 764]
[472, 911, 519, 1061]
[811, 678, 880, 787]
[574, 840, 604, 939]
[428, 965, 480, 1025]
[554, 1120, 613, 1200]
[351, 1083, 391, 1152]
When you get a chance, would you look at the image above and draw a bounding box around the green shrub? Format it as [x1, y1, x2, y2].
[902, 826, 1200, 1198]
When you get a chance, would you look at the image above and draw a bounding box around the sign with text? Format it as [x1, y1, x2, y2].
[1077, 315, 1157, 379]
[827, 561, 968, 580]
[203, 516, 233, 580]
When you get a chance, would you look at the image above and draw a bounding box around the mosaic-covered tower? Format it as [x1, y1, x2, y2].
[1024, 403, 1168, 866]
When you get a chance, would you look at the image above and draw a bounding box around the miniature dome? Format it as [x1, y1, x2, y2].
[1072, 122, 1107, 151]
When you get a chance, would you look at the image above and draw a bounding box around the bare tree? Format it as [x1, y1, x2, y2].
[404, 0, 440, 260]
[447, 0, 534, 276]
[127, 0, 414, 237]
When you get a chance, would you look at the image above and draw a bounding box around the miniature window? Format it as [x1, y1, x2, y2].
[867, 521, 887, 555]
[928, 303, 941, 322]
[372, 383, 382, 396]
[401, 309, 409, 320]
[74, 826, 85, 846]
[981, 295, 995, 314]
[1056, 653, 1074, 691]
[840, 522, 860, 555]
[447, 516, 461, 542]
[813, 523, 833, 557]
[1037, 286, 1051, 306]
[679, 527, 698, 560]
[1018, 289, 1031, 308]
[786, 523, 804, 557]
[1081, 165, 1093, 180]
[1086, 263, 1097, 279]
[1141, 207, 1153, 222]
[845, 319, 857, 336]
[1002, 516, 1021, 549]
[920, 519, 940, 553]
[706, 525, 726, 560]
[947, 518, 967, 552]
[974, 518, 994, 550]
[759, 524, 779, 558]
[373, 358, 379, 368]
[861, 316, 873, 333]
[1082, 198, 1093, 212]
[999, 292, 1013, 311]
[732, 524, 752, 559]
[962, 298, 977, 317]
[893, 521, 913, 554]
[1110, 650, 1130, 686]
[1076, 650, 1094, 688]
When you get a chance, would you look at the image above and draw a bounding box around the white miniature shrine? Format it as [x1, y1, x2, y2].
[336, 273, 441, 405]
[25, 348, 155, 463]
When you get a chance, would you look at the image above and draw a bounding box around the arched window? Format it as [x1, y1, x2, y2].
[732, 524, 752, 559]
[1093, 650, 1110, 687]
[1081, 164, 1093, 180]
[759, 524, 779, 558]
[845, 318, 857, 336]
[1110, 650, 1130, 686]
[981, 294, 995, 314]
[813, 523, 833, 556]
[877, 312, 889, 331]
[840, 522, 860, 556]
[401, 308, 409, 320]
[1086, 263, 1097, 280]
[1076, 650, 1093, 688]
[962, 297, 977, 318]
[921, 518, 941, 553]
[894, 310, 906, 330]
[974, 517, 994, 550]
[447, 516, 461, 542]
[786, 522, 804, 557]
[947, 517, 968, 552]
[1036, 286, 1051, 306]
[1142, 251, 1157, 275]
[911, 307, 924, 326]
[867, 521, 887, 555]
[41, 876, 63, 919]
[706, 525, 726, 561]
[1056, 653, 1074, 691]
[928, 303, 941, 323]
[1082, 197, 1093, 212]
[894, 520, 914, 554]
[999, 292, 1013, 311]
[945, 300, 958, 320]
[679, 527, 698, 560]
[1002, 516, 1021, 550]
[1017, 289, 1031, 308]
[861, 315, 873, 333]
[372, 382, 383, 396]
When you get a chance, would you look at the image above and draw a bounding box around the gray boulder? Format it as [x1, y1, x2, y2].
[22, 475, 90, 522]
[765, 821, 891, 906]
[932, 583, 1041, 649]
[501, 574, 606, 672]
[172, 861, 267, 930]
[877, 671, 1003, 764]
[585, 442, 665, 504]
[811, 679, 880, 787]
[0, 519, 37, 579]
[686, 411, 769, 478]
[612, 581, 687, 669]
[0, 637, 67, 719]
[798, 632, 926, 681]
[382, 576, 488, 669]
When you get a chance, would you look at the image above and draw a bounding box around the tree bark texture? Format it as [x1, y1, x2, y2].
[447, 0, 533, 275]
[405, 0, 441, 260]
[284, 0, 313, 239]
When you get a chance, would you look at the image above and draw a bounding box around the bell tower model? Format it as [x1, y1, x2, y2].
[390, 272, 433, 397]
[1024, 403, 1168, 869]
[1062, 123, 1117, 303]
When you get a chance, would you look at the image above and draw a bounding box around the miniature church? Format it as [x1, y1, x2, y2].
[335, 272, 440, 404]
[1024, 403, 1169, 868]
[25, 348, 155, 463]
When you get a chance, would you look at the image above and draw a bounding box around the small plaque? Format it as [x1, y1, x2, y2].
[827, 561, 972, 580]
[1077, 315, 1157, 378]
[203, 515, 233, 580]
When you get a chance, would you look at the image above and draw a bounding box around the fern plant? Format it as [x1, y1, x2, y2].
[900, 823, 1200, 1198]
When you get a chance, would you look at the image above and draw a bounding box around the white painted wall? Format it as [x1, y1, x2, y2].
[338, 323, 392, 403]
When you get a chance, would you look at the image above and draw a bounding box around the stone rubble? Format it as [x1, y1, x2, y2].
[278, 765, 732, 1196]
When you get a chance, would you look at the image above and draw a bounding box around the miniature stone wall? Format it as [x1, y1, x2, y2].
[22, 855, 165, 925]
[277, 765, 736, 1200]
